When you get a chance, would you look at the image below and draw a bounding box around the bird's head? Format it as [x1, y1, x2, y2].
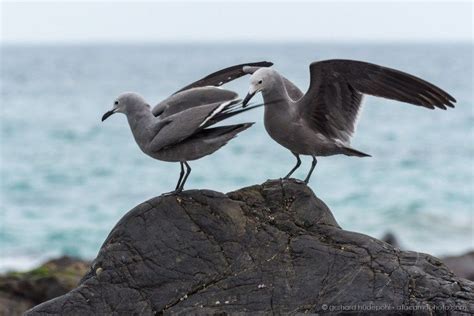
[242, 68, 277, 107]
[102, 92, 150, 121]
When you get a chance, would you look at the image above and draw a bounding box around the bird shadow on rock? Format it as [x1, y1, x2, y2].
[26, 179, 474, 315]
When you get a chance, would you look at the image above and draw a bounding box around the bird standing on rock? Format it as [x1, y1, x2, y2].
[242, 59, 456, 184]
[102, 61, 272, 193]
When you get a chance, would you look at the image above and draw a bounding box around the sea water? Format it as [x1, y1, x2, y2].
[0, 43, 472, 271]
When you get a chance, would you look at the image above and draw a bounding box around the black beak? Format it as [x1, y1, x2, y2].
[101, 109, 116, 122]
[242, 91, 256, 108]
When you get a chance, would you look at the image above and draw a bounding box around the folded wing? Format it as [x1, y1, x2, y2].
[149, 99, 261, 151]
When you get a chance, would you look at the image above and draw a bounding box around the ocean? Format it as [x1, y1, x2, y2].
[1, 43, 472, 271]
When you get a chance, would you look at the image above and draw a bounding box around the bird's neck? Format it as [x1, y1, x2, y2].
[261, 74, 292, 108]
[126, 107, 151, 128]
[126, 107, 156, 149]
[261, 74, 294, 119]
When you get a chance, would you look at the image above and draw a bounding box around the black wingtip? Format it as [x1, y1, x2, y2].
[246, 61, 273, 67]
[446, 101, 456, 108]
[253, 61, 273, 67]
[243, 61, 274, 71]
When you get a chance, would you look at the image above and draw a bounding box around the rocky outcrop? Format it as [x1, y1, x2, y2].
[442, 252, 474, 282]
[26, 180, 474, 315]
[380, 231, 474, 282]
[0, 256, 89, 316]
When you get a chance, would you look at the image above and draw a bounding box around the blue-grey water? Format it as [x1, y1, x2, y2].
[1, 43, 473, 271]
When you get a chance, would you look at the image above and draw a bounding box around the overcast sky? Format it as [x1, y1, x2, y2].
[1, 1, 472, 43]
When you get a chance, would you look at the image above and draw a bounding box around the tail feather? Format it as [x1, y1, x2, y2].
[193, 123, 254, 139]
[342, 146, 371, 157]
[202, 102, 263, 128]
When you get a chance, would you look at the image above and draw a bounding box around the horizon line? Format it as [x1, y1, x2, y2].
[2, 39, 473, 46]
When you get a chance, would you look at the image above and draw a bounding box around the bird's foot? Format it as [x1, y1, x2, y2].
[281, 177, 306, 184]
[162, 190, 182, 197]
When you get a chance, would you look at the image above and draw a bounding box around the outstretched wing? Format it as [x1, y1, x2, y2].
[173, 61, 273, 94]
[152, 61, 273, 117]
[297, 59, 456, 143]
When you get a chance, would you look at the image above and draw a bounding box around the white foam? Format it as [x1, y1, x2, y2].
[0, 254, 54, 273]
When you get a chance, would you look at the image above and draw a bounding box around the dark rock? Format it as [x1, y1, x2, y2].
[26, 180, 474, 315]
[442, 251, 474, 282]
[0, 256, 89, 316]
[380, 231, 474, 282]
[380, 232, 474, 281]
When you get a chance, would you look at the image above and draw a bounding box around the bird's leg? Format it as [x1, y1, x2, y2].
[176, 162, 191, 192]
[304, 156, 317, 184]
[162, 163, 185, 196]
[175, 162, 185, 191]
[284, 152, 301, 179]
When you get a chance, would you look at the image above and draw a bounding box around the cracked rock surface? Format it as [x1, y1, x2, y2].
[26, 179, 474, 315]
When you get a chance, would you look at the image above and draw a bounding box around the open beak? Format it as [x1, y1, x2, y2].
[242, 91, 256, 108]
[101, 109, 117, 122]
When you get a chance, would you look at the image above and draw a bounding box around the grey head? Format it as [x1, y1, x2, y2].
[242, 68, 281, 107]
[102, 92, 150, 121]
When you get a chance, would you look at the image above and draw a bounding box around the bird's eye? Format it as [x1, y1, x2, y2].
[258, 80, 263, 84]
[114, 100, 119, 105]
